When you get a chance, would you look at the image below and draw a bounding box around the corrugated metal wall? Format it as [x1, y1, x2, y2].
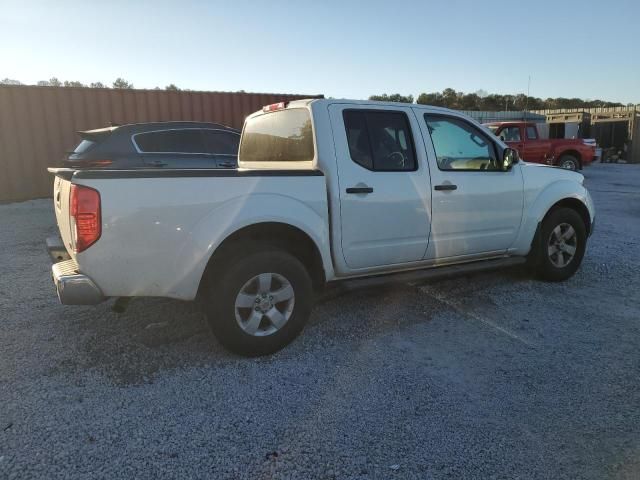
[0, 85, 322, 202]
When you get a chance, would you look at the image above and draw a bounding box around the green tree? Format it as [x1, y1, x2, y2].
[165, 84, 180, 91]
[112, 78, 133, 89]
[441, 88, 458, 108]
[416, 92, 445, 106]
[415, 88, 628, 111]
[368, 93, 414, 103]
[64, 80, 86, 87]
[90, 82, 105, 88]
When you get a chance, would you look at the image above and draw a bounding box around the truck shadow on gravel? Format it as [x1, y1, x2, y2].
[75, 267, 530, 386]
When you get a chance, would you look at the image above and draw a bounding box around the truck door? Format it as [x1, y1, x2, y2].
[419, 112, 523, 259]
[521, 124, 549, 164]
[328, 104, 431, 270]
[499, 124, 546, 164]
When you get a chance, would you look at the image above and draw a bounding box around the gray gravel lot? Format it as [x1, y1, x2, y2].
[1, 163, 639, 479]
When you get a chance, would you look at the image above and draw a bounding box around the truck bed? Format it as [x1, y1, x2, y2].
[48, 168, 329, 300]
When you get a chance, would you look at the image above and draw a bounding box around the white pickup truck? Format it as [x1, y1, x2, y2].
[48, 99, 595, 355]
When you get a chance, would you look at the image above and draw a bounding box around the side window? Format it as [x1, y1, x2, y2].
[424, 115, 499, 171]
[500, 126, 521, 142]
[343, 110, 416, 171]
[134, 129, 206, 154]
[202, 130, 240, 155]
[526, 126, 538, 140]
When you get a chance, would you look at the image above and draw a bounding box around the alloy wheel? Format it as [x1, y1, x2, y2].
[547, 223, 578, 268]
[234, 272, 295, 336]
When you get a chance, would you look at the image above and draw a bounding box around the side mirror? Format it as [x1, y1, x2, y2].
[502, 148, 519, 171]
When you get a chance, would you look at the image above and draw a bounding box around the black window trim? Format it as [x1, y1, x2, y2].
[131, 128, 240, 156]
[424, 113, 504, 173]
[343, 108, 419, 172]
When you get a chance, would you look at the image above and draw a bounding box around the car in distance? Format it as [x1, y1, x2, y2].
[48, 99, 595, 356]
[484, 121, 597, 171]
[64, 121, 240, 169]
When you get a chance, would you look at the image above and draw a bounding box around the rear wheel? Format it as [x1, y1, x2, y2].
[531, 207, 586, 282]
[201, 247, 313, 356]
[558, 155, 579, 171]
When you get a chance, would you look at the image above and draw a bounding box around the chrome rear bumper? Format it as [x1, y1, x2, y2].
[51, 257, 105, 305]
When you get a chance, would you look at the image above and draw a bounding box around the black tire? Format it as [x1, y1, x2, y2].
[531, 207, 586, 282]
[201, 247, 313, 356]
[558, 155, 579, 171]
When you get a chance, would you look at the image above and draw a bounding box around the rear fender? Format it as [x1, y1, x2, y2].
[169, 193, 333, 299]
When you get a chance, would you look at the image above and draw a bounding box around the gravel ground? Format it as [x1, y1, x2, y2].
[1, 163, 639, 479]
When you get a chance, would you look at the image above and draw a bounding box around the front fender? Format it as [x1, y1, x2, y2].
[511, 179, 592, 255]
[168, 192, 332, 299]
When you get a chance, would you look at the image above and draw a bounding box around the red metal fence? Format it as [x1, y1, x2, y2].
[0, 85, 321, 202]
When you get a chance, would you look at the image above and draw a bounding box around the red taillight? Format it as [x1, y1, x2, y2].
[70, 184, 101, 253]
[262, 102, 287, 113]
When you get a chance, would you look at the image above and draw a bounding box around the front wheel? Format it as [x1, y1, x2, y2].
[558, 155, 579, 171]
[530, 207, 587, 282]
[201, 248, 313, 356]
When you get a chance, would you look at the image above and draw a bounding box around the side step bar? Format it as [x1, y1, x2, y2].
[330, 257, 527, 294]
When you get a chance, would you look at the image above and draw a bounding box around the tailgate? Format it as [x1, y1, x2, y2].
[50, 169, 75, 258]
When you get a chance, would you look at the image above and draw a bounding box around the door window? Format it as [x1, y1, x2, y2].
[343, 110, 416, 171]
[526, 126, 538, 139]
[134, 129, 206, 154]
[424, 115, 499, 171]
[202, 130, 240, 155]
[500, 126, 521, 142]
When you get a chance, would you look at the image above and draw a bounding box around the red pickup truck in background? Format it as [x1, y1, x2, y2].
[484, 121, 597, 170]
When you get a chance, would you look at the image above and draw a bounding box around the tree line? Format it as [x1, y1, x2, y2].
[369, 89, 635, 110]
[2, 79, 634, 108]
[0, 77, 183, 91]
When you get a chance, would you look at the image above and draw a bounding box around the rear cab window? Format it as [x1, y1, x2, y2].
[239, 108, 315, 166]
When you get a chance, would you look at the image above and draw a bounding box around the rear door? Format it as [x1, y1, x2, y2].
[202, 129, 240, 168]
[328, 104, 431, 270]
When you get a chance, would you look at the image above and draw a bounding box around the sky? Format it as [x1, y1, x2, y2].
[1, 0, 639, 104]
